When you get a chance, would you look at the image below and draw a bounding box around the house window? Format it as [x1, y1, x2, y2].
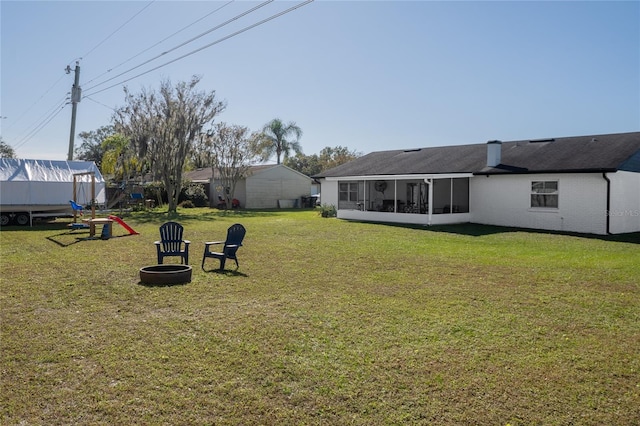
[339, 182, 359, 202]
[531, 181, 558, 208]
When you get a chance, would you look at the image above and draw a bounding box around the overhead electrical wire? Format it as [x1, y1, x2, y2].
[83, 0, 236, 87]
[12, 97, 69, 151]
[84, 96, 116, 112]
[8, 1, 155, 150]
[83, 0, 314, 98]
[9, 0, 313, 153]
[10, 93, 69, 144]
[81, 0, 157, 60]
[3, 72, 67, 133]
[84, 0, 274, 93]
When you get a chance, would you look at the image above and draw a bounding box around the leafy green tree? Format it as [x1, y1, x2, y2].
[0, 137, 16, 158]
[113, 76, 226, 213]
[100, 133, 140, 182]
[256, 118, 302, 164]
[284, 145, 362, 176]
[318, 146, 362, 171]
[284, 152, 322, 176]
[74, 125, 114, 166]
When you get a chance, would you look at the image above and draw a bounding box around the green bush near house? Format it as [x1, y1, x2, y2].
[181, 182, 209, 207]
[1, 209, 639, 425]
[319, 203, 337, 217]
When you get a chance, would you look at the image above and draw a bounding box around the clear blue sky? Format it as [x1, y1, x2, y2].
[1, 0, 638, 161]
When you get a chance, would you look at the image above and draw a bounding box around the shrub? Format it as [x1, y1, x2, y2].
[179, 200, 195, 208]
[319, 204, 337, 218]
[181, 182, 209, 207]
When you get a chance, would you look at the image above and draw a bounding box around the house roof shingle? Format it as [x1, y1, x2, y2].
[314, 132, 640, 178]
[184, 164, 277, 182]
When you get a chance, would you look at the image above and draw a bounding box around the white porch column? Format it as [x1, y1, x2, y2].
[363, 180, 366, 211]
[394, 179, 398, 212]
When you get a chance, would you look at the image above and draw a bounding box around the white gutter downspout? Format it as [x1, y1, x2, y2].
[425, 178, 433, 225]
[602, 172, 611, 235]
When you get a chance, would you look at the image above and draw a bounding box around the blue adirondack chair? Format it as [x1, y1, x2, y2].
[155, 221, 190, 264]
[202, 223, 246, 271]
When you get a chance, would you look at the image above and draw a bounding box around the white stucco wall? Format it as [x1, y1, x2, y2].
[245, 165, 311, 209]
[324, 171, 639, 235]
[471, 173, 609, 235]
[608, 171, 640, 234]
[209, 178, 247, 208]
[232, 180, 247, 208]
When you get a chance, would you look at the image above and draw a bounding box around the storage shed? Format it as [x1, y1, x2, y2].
[185, 164, 312, 209]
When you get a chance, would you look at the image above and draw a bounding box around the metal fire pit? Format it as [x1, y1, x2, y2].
[139, 264, 192, 285]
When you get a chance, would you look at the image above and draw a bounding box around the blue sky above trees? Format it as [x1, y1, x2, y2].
[1, 0, 638, 161]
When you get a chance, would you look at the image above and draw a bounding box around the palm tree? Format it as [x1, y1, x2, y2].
[259, 118, 303, 164]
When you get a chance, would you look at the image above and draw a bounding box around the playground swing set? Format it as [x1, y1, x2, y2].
[68, 172, 138, 239]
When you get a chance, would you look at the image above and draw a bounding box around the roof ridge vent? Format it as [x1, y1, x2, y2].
[529, 138, 555, 143]
[403, 148, 421, 153]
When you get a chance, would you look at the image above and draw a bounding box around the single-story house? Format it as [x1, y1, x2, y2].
[313, 132, 640, 235]
[185, 164, 312, 209]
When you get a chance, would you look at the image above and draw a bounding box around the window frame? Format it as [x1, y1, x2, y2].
[339, 182, 360, 202]
[530, 180, 559, 209]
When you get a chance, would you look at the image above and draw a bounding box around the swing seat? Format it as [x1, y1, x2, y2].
[69, 222, 90, 230]
[69, 200, 84, 215]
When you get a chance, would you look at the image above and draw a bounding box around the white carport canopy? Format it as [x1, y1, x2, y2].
[0, 159, 106, 207]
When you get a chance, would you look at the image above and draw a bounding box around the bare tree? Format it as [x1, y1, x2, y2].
[114, 76, 226, 213]
[206, 122, 260, 206]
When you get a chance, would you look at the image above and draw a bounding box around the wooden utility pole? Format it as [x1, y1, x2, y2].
[66, 61, 81, 161]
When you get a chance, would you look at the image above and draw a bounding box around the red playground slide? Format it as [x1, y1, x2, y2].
[108, 215, 139, 235]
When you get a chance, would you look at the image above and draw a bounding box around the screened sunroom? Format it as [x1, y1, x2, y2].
[328, 174, 472, 225]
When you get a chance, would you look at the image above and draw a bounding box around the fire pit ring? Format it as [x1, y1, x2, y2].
[139, 264, 192, 285]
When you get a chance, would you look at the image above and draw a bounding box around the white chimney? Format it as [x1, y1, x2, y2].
[486, 140, 502, 167]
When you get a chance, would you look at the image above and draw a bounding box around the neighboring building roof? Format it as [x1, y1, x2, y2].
[184, 168, 214, 183]
[314, 132, 640, 178]
[184, 165, 272, 182]
[184, 164, 294, 182]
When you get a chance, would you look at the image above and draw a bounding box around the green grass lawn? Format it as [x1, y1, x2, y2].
[1, 208, 639, 425]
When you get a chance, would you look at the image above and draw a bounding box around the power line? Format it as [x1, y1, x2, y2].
[11, 1, 154, 153]
[10, 93, 69, 144]
[84, 0, 274, 93]
[12, 98, 69, 151]
[84, 96, 116, 112]
[83, 0, 236, 87]
[3, 73, 67, 133]
[81, 0, 157, 60]
[6, 0, 156, 148]
[83, 0, 314, 98]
